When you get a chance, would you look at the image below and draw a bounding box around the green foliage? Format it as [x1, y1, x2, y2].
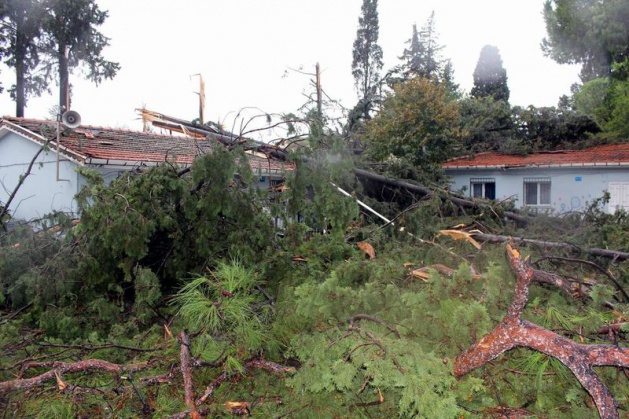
[397, 13, 449, 84]
[459, 96, 514, 152]
[362, 77, 463, 184]
[173, 261, 273, 357]
[470, 45, 509, 102]
[542, 0, 629, 81]
[352, 0, 383, 104]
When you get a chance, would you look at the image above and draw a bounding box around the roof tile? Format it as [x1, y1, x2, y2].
[1, 116, 293, 173]
[444, 143, 629, 168]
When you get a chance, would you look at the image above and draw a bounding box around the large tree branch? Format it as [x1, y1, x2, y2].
[471, 232, 629, 261]
[352, 168, 529, 225]
[454, 245, 627, 419]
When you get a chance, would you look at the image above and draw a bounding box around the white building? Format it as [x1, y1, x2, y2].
[0, 116, 293, 222]
[444, 144, 629, 214]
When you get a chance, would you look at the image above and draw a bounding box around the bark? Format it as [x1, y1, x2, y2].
[471, 232, 629, 261]
[0, 359, 148, 394]
[58, 44, 70, 111]
[352, 168, 529, 224]
[179, 331, 200, 419]
[454, 245, 628, 419]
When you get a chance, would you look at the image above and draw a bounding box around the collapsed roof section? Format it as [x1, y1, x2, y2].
[0, 112, 294, 176]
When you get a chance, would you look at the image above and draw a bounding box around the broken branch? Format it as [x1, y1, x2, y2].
[454, 245, 628, 419]
[1, 359, 148, 394]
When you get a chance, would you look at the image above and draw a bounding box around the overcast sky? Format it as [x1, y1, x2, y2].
[0, 0, 581, 138]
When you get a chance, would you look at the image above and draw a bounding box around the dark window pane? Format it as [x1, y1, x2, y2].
[472, 183, 483, 197]
[484, 182, 496, 199]
[525, 183, 537, 205]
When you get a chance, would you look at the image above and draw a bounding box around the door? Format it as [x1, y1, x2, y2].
[608, 182, 629, 213]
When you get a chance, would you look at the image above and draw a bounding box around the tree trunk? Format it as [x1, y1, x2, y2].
[58, 44, 70, 111]
[352, 168, 529, 224]
[14, 4, 27, 117]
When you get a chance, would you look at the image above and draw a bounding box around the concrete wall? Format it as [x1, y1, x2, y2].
[446, 166, 629, 213]
[0, 132, 81, 221]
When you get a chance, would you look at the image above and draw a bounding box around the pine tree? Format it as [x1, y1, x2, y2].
[1, 0, 46, 116]
[470, 45, 510, 103]
[351, 0, 383, 116]
[399, 23, 423, 77]
[38, 0, 119, 111]
[417, 12, 443, 80]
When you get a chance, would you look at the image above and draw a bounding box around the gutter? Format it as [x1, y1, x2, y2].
[444, 162, 629, 170]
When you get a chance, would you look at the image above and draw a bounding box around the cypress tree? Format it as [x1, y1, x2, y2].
[470, 45, 510, 102]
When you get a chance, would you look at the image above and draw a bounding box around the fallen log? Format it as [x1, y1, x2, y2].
[455, 245, 629, 419]
[352, 168, 529, 225]
[470, 232, 629, 261]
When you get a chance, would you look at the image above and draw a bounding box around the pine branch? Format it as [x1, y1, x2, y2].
[178, 330, 200, 419]
[454, 244, 627, 419]
[0, 359, 148, 394]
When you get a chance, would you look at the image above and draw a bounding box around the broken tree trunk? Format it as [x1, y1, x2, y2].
[352, 168, 529, 225]
[454, 245, 629, 419]
[470, 232, 629, 261]
[179, 330, 200, 419]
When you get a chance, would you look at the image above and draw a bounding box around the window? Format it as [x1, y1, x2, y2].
[470, 178, 496, 199]
[523, 177, 551, 206]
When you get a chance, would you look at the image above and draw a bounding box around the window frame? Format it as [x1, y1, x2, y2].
[523, 177, 551, 206]
[470, 178, 496, 200]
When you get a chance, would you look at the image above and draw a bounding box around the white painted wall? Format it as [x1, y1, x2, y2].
[0, 132, 81, 221]
[446, 166, 629, 213]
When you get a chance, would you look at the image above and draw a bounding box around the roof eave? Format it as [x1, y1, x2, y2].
[445, 162, 629, 170]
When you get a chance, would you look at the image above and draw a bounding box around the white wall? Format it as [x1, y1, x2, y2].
[446, 166, 628, 213]
[0, 133, 81, 221]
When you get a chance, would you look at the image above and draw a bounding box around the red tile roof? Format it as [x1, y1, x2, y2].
[444, 143, 629, 169]
[0, 116, 294, 174]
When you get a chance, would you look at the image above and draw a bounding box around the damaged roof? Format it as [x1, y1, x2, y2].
[444, 143, 629, 169]
[0, 116, 294, 175]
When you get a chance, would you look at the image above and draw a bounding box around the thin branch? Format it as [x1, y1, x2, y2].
[0, 137, 53, 230]
[0, 359, 148, 394]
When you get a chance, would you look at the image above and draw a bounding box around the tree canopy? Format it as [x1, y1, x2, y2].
[470, 45, 509, 103]
[351, 0, 383, 110]
[542, 0, 629, 81]
[1, 0, 119, 115]
[362, 77, 462, 183]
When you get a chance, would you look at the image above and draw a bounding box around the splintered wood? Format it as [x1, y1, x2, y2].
[454, 244, 628, 419]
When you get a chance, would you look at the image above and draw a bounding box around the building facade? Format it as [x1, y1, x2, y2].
[444, 144, 629, 214]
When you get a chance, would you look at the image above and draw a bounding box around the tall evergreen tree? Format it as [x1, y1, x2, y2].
[417, 12, 443, 80]
[399, 23, 423, 76]
[351, 0, 383, 116]
[37, 0, 119, 111]
[1, 0, 46, 116]
[470, 45, 510, 102]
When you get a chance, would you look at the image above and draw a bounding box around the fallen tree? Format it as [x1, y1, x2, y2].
[353, 167, 530, 225]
